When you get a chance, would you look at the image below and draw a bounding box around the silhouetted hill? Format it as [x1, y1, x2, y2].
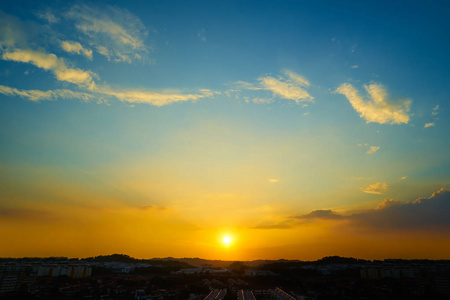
[315, 256, 370, 265]
[2, 254, 449, 269]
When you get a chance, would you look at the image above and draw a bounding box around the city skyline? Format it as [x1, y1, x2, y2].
[0, 0, 449, 261]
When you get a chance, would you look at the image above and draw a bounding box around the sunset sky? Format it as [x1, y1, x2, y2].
[1, 0, 449, 261]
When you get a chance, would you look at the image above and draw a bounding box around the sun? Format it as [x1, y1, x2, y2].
[222, 235, 232, 245]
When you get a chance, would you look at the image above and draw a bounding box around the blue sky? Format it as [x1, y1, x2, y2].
[0, 0, 449, 259]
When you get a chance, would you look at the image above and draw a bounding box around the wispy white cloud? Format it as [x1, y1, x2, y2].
[2, 49, 96, 89]
[362, 182, 388, 194]
[66, 4, 149, 63]
[358, 143, 380, 154]
[253, 98, 272, 104]
[258, 70, 313, 104]
[197, 28, 206, 42]
[366, 145, 380, 154]
[425, 105, 440, 128]
[0, 84, 214, 107]
[99, 87, 215, 107]
[60, 41, 93, 59]
[336, 83, 411, 124]
[0, 8, 217, 108]
[432, 105, 439, 116]
[35, 9, 59, 24]
[0, 85, 95, 102]
[234, 70, 313, 105]
[0, 47, 215, 107]
[283, 70, 310, 87]
[0, 11, 28, 49]
[232, 80, 261, 91]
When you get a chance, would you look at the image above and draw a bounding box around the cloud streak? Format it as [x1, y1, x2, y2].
[295, 209, 343, 220]
[100, 87, 215, 107]
[258, 70, 313, 104]
[362, 182, 388, 194]
[0, 85, 95, 102]
[0, 84, 215, 107]
[2, 49, 96, 89]
[424, 105, 440, 128]
[336, 83, 411, 124]
[66, 4, 149, 63]
[234, 70, 313, 105]
[366, 145, 380, 154]
[60, 41, 93, 59]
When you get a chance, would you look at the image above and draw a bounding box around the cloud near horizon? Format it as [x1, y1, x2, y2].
[336, 83, 411, 124]
[289, 188, 450, 233]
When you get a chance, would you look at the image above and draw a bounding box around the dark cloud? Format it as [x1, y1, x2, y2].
[351, 188, 450, 231]
[292, 188, 450, 232]
[294, 209, 344, 220]
[249, 223, 293, 230]
[249, 188, 450, 233]
[0, 208, 54, 219]
[375, 199, 401, 209]
[137, 204, 167, 211]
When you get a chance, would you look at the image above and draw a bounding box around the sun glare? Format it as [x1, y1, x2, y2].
[222, 236, 232, 245]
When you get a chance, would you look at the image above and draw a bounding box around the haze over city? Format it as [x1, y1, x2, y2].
[0, 0, 449, 262]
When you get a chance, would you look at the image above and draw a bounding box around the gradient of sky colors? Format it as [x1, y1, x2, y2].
[1, 0, 449, 260]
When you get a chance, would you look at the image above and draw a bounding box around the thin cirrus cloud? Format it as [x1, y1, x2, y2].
[424, 105, 440, 128]
[362, 182, 388, 194]
[0, 11, 28, 49]
[0, 81, 216, 107]
[366, 145, 380, 154]
[65, 4, 149, 63]
[60, 41, 93, 60]
[2, 49, 96, 89]
[233, 70, 313, 105]
[336, 83, 411, 125]
[357, 143, 380, 154]
[99, 87, 217, 107]
[0, 85, 95, 102]
[35, 9, 59, 24]
[0, 83, 217, 107]
[0, 45, 216, 106]
[258, 70, 313, 105]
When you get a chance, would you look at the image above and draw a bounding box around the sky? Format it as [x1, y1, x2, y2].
[0, 0, 449, 261]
